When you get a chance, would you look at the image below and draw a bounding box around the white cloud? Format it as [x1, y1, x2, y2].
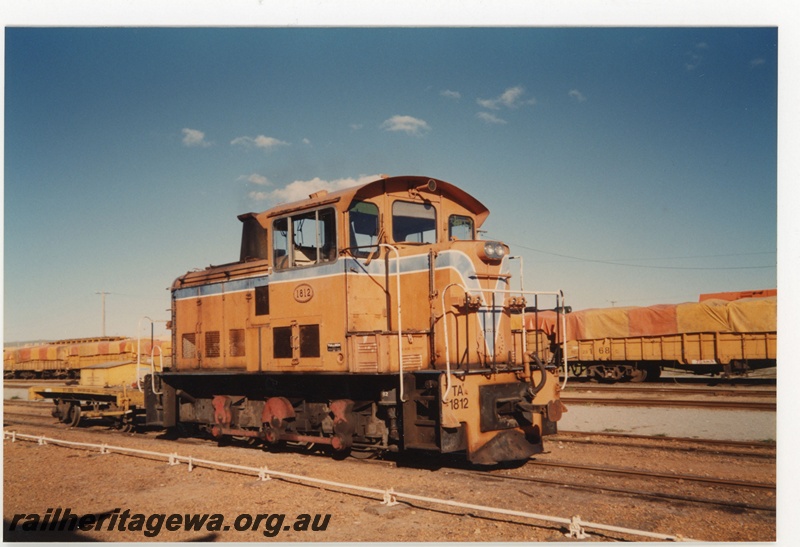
[380, 115, 431, 136]
[569, 89, 587, 102]
[182, 128, 211, 147]
[350, 123, 363, 131]
[750, 57, 765, 68]
[231, 135, 290, 150]
[476, 112, 507, 124]
[441, 89, 461, 100]
[240, 173, 270, 186]
[685, 53, 702, 71]
[685, 42, 708, 71]
[248, 190, 272, 201]
[251, 174, 382, 204]
[301, 137, 311, 145]
[477, 85, 533, 110]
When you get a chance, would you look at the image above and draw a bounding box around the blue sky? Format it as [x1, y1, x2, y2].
[4, 26, 780, 342]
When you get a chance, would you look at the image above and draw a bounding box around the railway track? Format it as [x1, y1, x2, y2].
[565, 384, 776, 398]
[4, 420, 777, 517]
[560, 396, 775, 411]
[4, 399, 55, 417]
[523, 460, 773, 490]
[5, 411, 776, 524]
[567, 375, 776, 387]
[497, 479, 772, 513]
[510, 475, 775, 513]
[471, 450, 776, 514]
[554, 430, 776, 450]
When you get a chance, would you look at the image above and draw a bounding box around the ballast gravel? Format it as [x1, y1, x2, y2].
[2, 416, 776, 543]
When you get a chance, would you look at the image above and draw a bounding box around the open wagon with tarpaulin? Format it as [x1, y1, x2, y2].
[520, 296, 776, 382]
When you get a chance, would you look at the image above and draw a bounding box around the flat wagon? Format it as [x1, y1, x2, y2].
[4, 337, 170, 380]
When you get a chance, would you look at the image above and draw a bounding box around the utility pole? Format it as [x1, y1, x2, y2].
[96, 291, 110, 336]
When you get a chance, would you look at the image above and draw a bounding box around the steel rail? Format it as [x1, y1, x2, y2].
[472, 470, 775, 513]
[560, 396, 776, 411]
[524, 460, 775, 490]
[554, 430, 776, 450]
[566, 385, 776, 397]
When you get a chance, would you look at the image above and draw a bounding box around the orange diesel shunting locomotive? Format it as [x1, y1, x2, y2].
[147, 175, 565, 464]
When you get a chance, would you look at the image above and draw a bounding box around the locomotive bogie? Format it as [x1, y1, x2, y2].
[152, 372, 400, 453]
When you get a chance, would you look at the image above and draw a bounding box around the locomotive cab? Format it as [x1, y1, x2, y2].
[151, 175, 564, 465]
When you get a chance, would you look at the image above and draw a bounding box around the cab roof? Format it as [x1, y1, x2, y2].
[253, 175, 490, 228]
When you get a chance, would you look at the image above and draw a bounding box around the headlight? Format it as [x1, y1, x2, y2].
[482, 241, 506, 261]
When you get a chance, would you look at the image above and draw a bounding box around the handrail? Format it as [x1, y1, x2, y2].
[509, 256, 528, 382]
[378, 244, 405, 402]
[559, 290, 569, 390]
[150, 345, 164, 395]
[136, 316, 167, 394]
[136, 316, 153, 393]
[440, 283, 481, 402]
[439, 286, 568, 401]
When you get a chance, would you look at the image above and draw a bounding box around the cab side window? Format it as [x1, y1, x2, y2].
[273, 218, 290, 269]
[272, 207, 336, 270]
[348, 201, 379, 257]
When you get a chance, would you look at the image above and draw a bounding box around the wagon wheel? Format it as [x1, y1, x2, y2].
[629, 366, 647, 383]
[644, 363, 661, 382]
[58, 401, 73, 423]
[569, 363, 588, 378]
[68, 404, 82, 427]
[115, 418, 135, 433]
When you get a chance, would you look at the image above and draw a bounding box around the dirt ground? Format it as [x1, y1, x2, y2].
[2, 417, 776, 543]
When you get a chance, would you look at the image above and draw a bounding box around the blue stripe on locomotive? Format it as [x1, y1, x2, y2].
[172, 251, 511, 357]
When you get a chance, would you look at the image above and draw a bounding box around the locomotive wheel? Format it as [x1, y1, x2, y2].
[349, 442, 383, 460]
[349, 449, 377, 460]
[68, 404, 82, 427]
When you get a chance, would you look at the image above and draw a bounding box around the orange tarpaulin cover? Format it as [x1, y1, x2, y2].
[727, 297, 777, 332]
[675, 299, 730, 333]
[628, 304, 678, 337]
[524, 297, 776, 342]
